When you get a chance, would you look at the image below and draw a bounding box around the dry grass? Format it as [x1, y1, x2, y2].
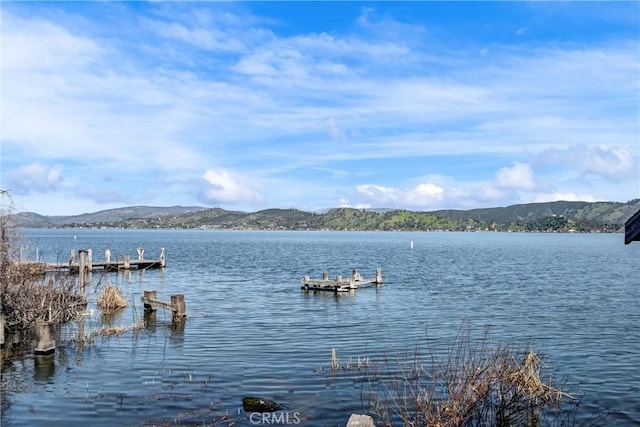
[97, 284, 128, 314]
[356, 323, 598, 427]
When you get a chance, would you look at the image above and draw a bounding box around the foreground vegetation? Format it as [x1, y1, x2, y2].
[0, 202, 86, 339]
[334, 324, 602, 426]
[0, 191, 130, 343]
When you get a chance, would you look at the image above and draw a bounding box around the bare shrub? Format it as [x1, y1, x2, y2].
[360, 323, 599, 427]
[1, 195, 86, 333]
[1, 274, 86, 330]
[97, 284, 128, 314]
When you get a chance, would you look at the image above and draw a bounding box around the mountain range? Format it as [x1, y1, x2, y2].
[11, 199, 640, 233]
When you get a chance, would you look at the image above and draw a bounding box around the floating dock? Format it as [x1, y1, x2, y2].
[301, 268, 382, 293]
[46, 247, 166, 273]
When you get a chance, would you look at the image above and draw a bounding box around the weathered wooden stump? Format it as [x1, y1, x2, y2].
[142, 290, 158, 312]
[159, 248, 166, 268]
[34, 321, 56, 355]
[171, 294, 186, 321]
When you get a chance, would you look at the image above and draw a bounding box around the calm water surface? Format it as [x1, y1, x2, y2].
[1, 229, 639, 426]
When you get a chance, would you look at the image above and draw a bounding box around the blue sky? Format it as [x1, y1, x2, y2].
[1, 1, 638, 216]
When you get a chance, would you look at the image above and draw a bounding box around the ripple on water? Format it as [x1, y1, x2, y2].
[3, 230, 638, 426]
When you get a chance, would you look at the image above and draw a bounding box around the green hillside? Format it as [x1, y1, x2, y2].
[13, 199, 640, 233]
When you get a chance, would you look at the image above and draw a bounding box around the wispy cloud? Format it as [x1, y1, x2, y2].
[1, 2, 637, 215]
[6, 163, 65, 195]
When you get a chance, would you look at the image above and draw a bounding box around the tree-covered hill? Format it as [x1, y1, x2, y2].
[13, 199, 640, 233]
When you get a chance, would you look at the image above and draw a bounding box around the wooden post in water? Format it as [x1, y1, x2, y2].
[78, 250, 86, 293]
[375, 268, 382, 285]
[34, 321, 56, 355]
[70, 249, 76, 265]
[137, 246, 144, 261]
[322, 272, 329, 281]
[123, 255, 131, 270]
[159, 248, 166, 268]
[142, 290, 157, 312]
[0, 314, 5, 348]
[105, 249, 111, 263]
[349, 269, 360, 289]
[171, 294, 186, 321]
[87, 249, 93, 271]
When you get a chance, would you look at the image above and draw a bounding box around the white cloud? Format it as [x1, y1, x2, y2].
[495, 162, 535, 191]
[198, 169, 263, 205]
[6, 163, 65, 195]
[356, 182, 445, 209]
[582, 145, 635, 178]
[537, 145, 637, 181]
[144, 19, 245, 51]
[2, 12, 102, 72]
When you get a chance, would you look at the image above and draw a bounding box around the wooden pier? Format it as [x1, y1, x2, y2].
[301, 269, 382, 293]
[46, 247, 166, 273]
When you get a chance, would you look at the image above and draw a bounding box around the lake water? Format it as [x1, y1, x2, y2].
[1, 229, 639, 426]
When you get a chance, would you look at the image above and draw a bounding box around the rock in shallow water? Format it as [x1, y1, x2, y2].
[242, 396, 283, 413]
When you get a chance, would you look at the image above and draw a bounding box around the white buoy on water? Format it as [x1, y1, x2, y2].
[410, 241, 414, 250]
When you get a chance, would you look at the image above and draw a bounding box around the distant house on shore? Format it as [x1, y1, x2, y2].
[625, 208, 640, 244]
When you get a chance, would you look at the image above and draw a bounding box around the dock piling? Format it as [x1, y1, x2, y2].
[0, 314, 5, 348]
[141, 291, 187, 322]
[170, 295, 186, 321]
[143, 290, 158, 312]
[34, 321, 56, 355]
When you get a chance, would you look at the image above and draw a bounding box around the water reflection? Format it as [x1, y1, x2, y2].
[168, 319, 185, 348]
[143, 311, 157, 333]
[33, 355, 55, 383]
